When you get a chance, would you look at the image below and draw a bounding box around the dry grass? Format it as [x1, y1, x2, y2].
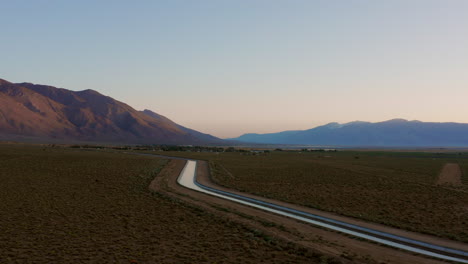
[153, 150, 468, 243]
[0, 144, 322, 263]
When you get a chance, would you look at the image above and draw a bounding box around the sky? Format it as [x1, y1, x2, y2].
[2, 1, 468, 138]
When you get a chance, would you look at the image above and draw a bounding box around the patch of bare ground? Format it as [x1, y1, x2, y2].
[436, 163, 463, 186]
[151, 159, 464, 264]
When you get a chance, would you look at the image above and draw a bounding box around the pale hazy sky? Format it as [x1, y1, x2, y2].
[2, 1, 468, 138]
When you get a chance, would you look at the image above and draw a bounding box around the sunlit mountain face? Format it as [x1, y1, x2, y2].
[0, 79, 221, 145]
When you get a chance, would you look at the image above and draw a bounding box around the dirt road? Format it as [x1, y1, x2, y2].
[437, 163, 463, 186]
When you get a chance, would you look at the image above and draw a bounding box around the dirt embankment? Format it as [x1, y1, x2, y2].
[150, 159, 464, 264]
[436, 163, 463, 186]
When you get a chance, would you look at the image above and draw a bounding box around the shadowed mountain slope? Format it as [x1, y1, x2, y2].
[230, 119, 468, 147]
[0, 79, 222, 144]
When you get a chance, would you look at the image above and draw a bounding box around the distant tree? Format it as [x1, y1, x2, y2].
[225, 147, 236, 152]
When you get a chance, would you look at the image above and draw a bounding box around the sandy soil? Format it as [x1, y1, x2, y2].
[437, 163, 463, 186]
[150, 159, 467, 264]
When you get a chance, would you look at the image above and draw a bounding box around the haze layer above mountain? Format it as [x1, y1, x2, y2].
[0, 78, 221, 144]
[230, 119, 468, 147]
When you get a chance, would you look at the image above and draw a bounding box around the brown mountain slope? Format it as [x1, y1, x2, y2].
[140, 109, 219, 143]
[0, 79, 221, 144]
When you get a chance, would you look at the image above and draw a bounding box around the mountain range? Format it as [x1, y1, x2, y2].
[3, 78, 468, 147]
[230, 119, 468, 147]
[0, 78, 221, 144]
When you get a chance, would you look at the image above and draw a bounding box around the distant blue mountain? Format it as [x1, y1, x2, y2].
[228, 119, 468, 147]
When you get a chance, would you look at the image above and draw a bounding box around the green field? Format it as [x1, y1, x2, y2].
[0, 144, 323, 263]
[153, 150, 468, 242]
